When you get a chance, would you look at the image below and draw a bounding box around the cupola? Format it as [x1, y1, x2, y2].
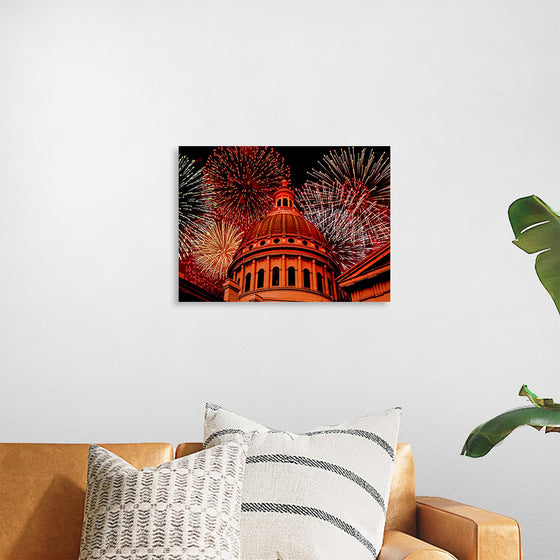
[274, 179, 296, 209]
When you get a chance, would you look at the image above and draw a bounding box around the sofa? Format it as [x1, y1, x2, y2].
[0, 442, 521, 560]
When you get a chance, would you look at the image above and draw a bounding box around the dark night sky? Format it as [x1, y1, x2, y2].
[178, 146, 390, 191]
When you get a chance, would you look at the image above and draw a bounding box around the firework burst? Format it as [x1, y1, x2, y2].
[307, 147, 390, 204]
[299, 179, 390, 271]
[178, 154, 212, 259]
[193, 220, 243, 279]
[204, 146, 289, 227]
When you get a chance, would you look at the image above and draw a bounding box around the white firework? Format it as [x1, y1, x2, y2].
[178, 154, 212, 259]
[307, 147, 390, 203]
[299, 179, 390, 271]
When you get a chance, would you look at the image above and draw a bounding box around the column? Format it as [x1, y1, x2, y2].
[312, 259, 317, 291]
[281, 254, 286, 286]
[265, 256, 270, 288]
[297, 256, 302, 288]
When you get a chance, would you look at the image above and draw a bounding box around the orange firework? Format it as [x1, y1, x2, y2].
[193, 220, 243, 279]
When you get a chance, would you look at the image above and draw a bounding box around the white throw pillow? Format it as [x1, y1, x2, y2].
[204, 404, 401, 560]
[79, 441, 248, 560]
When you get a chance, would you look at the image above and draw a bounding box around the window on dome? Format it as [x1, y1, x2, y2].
[327, 277, 332, 295]
[302, 240, 308, 246]
[257, 269, 265, 289]
[277, 199, 281, 207]
[316, 273, 323, 293]
[260, 240, 265, 246]
[272, 267, 280, 286]
[303, 269, 311, 288]
[288, 267, 296, 286]
[288, 238, 294, 243]
[244, 272, 251, 292]
[283, 198, 288, 207]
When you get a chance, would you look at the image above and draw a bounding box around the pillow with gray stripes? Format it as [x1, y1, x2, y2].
[204, 404, 401, 560]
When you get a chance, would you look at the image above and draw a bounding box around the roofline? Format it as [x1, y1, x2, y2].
[337, 242, 390, 283]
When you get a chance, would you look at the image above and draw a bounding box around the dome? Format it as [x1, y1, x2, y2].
[242, 211, 327, 245]
[238, 182, 328, 248]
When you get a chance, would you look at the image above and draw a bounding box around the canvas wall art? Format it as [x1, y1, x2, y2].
[178, 146, 390, 302]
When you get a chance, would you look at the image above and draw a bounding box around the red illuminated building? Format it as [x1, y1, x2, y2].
[224, 182, 342, 302]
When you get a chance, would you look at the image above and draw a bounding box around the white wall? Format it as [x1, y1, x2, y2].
[1, 1, 559, 557]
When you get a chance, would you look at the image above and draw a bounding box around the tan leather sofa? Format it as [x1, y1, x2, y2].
[0, 442, 521, 560]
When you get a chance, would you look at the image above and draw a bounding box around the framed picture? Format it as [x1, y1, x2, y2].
[178, 146, 390, 302]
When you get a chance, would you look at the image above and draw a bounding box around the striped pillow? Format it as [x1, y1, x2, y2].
[204, 405, 401, 560]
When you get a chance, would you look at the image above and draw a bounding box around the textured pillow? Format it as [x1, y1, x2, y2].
[204, 404, 401, 560]
[79, 441, 248, 560]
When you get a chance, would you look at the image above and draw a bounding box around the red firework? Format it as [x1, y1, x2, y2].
[204, 146, 290, 228]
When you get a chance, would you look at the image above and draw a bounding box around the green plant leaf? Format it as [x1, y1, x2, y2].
[508, 195, 560, 314]
[519, 384, 560, 410]
[461, 406, 560, 458]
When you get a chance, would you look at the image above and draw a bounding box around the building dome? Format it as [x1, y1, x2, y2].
[223, 181, 341, 302]
[243, 208, 326, 245]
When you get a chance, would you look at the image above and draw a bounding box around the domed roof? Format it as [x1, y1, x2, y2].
[239, 182, 327, 246]
[243, 211, 326, 244]
[227, 183, 339, 281]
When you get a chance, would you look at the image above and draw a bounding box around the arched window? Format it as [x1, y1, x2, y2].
[277, 199, 281, 207]
[272, 267, 280, 286]
[244, 272, 251, 292]
[283, 198, 288, 206]
[257, 269, 265, 288]
[327, 277, 332, 295]
[288, 267, 296, 286]
[303, 269, 311, 288]
[316, 273, 323, 293]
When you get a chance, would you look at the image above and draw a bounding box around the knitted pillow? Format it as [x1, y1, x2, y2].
[204, 405, 401, 560]
[79, 441, 248, 560]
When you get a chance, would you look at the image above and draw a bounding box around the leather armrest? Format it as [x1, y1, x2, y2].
[379, 530, 457, 560]
[416, 496, 522, 560]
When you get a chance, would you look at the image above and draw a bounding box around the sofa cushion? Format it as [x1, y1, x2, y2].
[0, 443, 173, 560]
[204, 404, 401, 560]
[79, 441, 248, 560]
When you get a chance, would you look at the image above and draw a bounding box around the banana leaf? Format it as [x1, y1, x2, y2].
[519, 383, 560, 409]
[508, 195, 560, 314]
[462, 386, 560, 458]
